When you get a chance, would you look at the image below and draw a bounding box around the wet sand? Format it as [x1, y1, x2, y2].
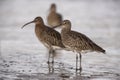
[0, 0, 120, 80]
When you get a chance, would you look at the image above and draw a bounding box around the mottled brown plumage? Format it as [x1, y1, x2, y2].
[22, 16, 65, 63]
[47, 3, 62, 28]
[61, 20, 105, 73]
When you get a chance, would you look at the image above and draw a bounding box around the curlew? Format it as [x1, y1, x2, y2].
[47, 3, 62, 28]
[21, 16, 65, 63]
[60, 20, 105, 73]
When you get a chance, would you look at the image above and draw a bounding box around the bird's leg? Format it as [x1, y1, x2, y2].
[48, 61, 54, 74]
[51, 50, 55, 64]
[47, 50, 51, 64]
[51, 60, 54, 73]
[48, 62, 51, 73]
[79, 53, 82, 73]
[47, 48, 54, 74]
[76, 53, 78, 72]
[48, 48, 55, 64]
[47, 49, 52, 64]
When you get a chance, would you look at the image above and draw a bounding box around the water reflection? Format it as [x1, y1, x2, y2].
[48, 62, 54, 74]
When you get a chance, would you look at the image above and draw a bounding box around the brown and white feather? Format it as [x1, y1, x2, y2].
[61, 20, 105, 53]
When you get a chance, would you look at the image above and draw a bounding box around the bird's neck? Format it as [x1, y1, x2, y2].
[61, 27, 71, 34]
[61, 27, 71, 43]
[35, 23, 45, 32]
[50, 10, 56, 13]
[35, 24, 46, 41]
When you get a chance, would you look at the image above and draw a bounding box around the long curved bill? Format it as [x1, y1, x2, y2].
[21, 21, 34, 29]
[52, 23, 62, 28]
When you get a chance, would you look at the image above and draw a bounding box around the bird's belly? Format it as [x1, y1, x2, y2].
[35, 32, 50, 49]
[52, 46, 62, 50]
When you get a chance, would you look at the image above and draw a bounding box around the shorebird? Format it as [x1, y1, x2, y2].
[21, 16, 65, 63]
[60, 20, 105, 73]
[47, 3, 62, 28]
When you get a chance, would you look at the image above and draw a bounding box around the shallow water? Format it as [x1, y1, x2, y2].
[0, 0, 120, 80]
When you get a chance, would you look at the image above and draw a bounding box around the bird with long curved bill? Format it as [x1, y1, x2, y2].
[21, 16, 65, 63]
[60, 20, 106, 74]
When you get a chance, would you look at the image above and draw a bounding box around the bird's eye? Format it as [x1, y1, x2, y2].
[63, 22, 66, 24]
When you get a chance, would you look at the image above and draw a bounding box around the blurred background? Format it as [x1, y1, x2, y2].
[0, 0, 120, 80]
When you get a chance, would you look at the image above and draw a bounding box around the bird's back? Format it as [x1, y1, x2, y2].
[35, 25, 65, 49]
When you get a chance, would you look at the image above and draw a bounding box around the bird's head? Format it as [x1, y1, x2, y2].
[21, 16, 44, 29]
[61, 20, 71, 29]
[50, 3, 56, 12]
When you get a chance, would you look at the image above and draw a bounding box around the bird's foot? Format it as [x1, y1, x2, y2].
[47, 61, 54, 64]
[52, 61, 54, 64]
[79, 67, 82, 72]
[47, 61, 50, 64]
[76, 68, 82, 72]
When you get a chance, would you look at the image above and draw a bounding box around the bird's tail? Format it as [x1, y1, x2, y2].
[93, 43, 106, 54]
